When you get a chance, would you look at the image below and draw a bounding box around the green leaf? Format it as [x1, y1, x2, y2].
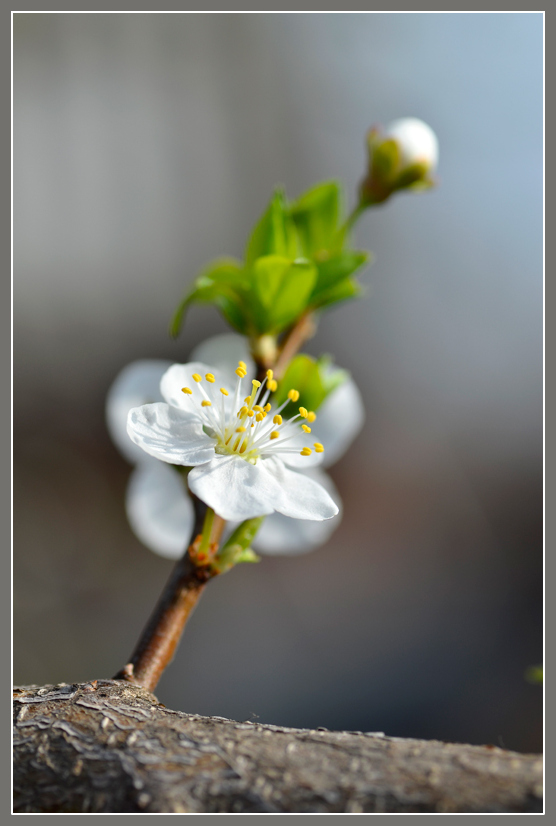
[290, 180, 342, 256]
[273, 354, 352, 415]
[310, 277, 364, 311]
[234, 548, 260, 564]
[250, 256, 317, 334]
[310, 250, 370, 304]
[212, 292, 251, 334]
[214, 517, 265, 573]
[245, 189, 298, 266]
[273, 354, 328, 414]
[169, 258, 247, 338]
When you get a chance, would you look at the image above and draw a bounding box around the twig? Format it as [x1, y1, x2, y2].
[273, 313, 316, 379]
[114, 501, 216, 692]
[116, 315, 315, 691]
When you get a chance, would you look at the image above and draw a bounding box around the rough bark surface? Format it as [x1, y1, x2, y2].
[13, 681, 543, 814]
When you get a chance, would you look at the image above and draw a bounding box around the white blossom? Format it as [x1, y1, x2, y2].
[107, 334, 364, 557]
[127, 361, 338, 523]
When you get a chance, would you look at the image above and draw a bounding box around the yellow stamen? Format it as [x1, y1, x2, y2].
[247, 380, 261, 408]
[314, 443, 324, 453]
[300, 447, 312, 456]
[302, 424, 311, 433]
[255, 413, 264, 422]
[251, 423, 255, 428]
[270, 431, 280, 440]
[246, 409, 254, 417]
[253, 405, 264, 412]
[238, 361, 247, 370]
[236, 426, 246, 433]
[201, 400, 212, 407]
[299, 407, 308, 418]
[192, 373, 202, 383]
[264, 403, 272, 412]
[205, 373, 215, 383]
[240, 443, 247, 453]
[307, 411, 317, 423]
[244, 396, 252, 403]
[181, 387, 193, 395]
[238, 406, 249, 417]
[288, 389, 300, 402]
[266, 369, 274, 380]
[268, 379, 278, 393]
[220, 388, 229, 396]
[273, 414, 282, 425]
[235, 367, 247, 378]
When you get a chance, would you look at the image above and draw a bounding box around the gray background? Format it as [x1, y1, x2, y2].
[14, 12, 542, 752]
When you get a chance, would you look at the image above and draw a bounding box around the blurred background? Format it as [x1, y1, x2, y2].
[13, 13, 543, 752]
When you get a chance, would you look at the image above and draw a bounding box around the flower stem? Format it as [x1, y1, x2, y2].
[114, 501, 218, 693]
[337, 201, 366, 240]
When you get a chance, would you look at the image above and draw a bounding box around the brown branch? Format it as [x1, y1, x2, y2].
[13, 681, 543, 814]
[113, 501, 216, 692]
[273, 313, 316, 380]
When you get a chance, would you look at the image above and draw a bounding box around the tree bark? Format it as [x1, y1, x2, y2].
[13, 681, 543, 814]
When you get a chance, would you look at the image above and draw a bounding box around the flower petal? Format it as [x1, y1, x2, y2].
[258, 456, 339, 521]
[312, 377, 365, 467]
[187, 454, 283, 521]
[160, 362, 231, 413]
[189, 334, 255, 381]
[254, 469, 342, 555]
[385, 117, 438, 170]
[127, 403, 216, 466]
[106, 360, 173, 463]
[126, 463, 195, 560]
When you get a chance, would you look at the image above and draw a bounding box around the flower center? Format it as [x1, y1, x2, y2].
[180, 362, 324, 463]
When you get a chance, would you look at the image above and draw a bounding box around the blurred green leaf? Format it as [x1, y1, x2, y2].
[234, 548, 261, 564]
[212, 292, 251, 334]
[250, 256, 317, 334]
[245, 189, 298, 266]
[169, 258, 247, 338]
[310, 250, 370, 305]
[310, 276, 364, 311]
[171, 180, 373, 340]
[273, 353, 351, 415]
[273, 354, 328, 414]
[290, 180, 342, 257]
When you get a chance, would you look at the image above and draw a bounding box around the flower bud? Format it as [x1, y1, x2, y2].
[359, 117, 438, 206]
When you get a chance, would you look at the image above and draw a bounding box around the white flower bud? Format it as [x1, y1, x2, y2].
[359, 116, 439, 206]
[384, 117, 438, 173]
